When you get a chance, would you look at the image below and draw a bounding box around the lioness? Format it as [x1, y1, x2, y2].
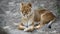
[18, 2, 56, 32]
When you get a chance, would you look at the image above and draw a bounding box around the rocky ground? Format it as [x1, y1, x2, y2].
[0, 0, 60, 34]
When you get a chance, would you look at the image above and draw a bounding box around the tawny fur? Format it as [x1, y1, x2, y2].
[18, 2, 56, 32]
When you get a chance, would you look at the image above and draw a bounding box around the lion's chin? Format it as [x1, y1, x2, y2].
[23, 14, 28, 17]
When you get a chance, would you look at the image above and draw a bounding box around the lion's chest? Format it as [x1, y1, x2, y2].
[21, 16, 33, 27]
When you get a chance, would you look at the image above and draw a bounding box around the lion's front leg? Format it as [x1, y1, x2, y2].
[34, 24, 44, 29]
[18, 23, 26, 30]
[34, 21, 45, 30]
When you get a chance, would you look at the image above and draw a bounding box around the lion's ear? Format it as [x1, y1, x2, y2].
[20, 3, 24, 11]
[20, 2, 24, 6]
[21, 3, 24, 5]
[28, 3, 32, 7]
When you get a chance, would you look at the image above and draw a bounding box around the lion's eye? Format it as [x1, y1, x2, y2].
[22, 11, 23, 14]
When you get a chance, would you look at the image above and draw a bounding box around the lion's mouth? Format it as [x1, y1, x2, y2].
[23, 13, 29, 17]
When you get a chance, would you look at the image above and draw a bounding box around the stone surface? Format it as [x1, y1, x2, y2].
[0, 0, 60, 34]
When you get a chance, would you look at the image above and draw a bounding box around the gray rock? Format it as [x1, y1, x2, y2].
[0, 0, 60, 34]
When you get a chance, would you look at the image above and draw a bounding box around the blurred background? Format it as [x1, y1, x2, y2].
[0, 0, 60, 34]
